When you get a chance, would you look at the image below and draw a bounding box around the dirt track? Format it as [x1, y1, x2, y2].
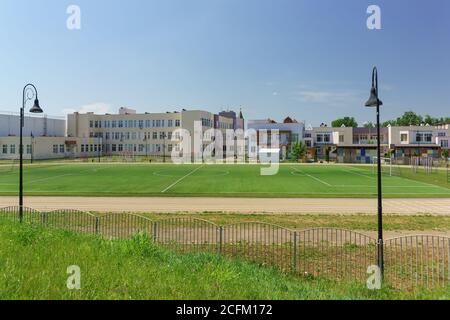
[1, 196, 449, 215]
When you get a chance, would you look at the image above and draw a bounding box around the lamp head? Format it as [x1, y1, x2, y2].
[365, 87, 383, 107]
[29, 99, 44, 113]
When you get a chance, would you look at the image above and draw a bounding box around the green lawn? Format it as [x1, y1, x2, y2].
[0, 163, 449, 198]
[0, 220, 447, 300]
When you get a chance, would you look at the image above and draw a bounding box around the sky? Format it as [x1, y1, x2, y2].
[0, 0, 449, 126]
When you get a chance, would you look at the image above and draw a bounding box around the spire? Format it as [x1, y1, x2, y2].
[239, 108, 244, 119]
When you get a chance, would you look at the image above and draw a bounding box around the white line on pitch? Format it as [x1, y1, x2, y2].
[161, 165, 204, 193]
[340, 167, 375, 179]
[290, 167, 332, 187]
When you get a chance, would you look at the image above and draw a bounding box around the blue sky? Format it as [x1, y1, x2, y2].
[0, 0, 449, 126]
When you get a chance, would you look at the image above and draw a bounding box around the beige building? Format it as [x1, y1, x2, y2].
[0, 136, 101, 160]
[388, 125, 449, 161]
[67, 108, 237, 159]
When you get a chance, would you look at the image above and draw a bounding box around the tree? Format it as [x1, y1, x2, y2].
[363, 121, 375, 128]
[290, 141, 306, 162]
[382, 120, 397, 127]
[331, 117, 358, 128]
[395, 111, 423, 126]
[442, 149, 449, 160]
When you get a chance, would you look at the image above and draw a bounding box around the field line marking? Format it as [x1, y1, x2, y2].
[161, 165, 204, 193]
[340, 167, 375, 179]
[290, 166, 332, 187]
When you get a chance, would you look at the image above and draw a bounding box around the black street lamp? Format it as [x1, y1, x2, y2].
[365, 67, 384, 275]
[20, 84, 44, 223]
[30, 132, 35, 164]
[162, 132, 167, 163]
[143, 135, 148, 160]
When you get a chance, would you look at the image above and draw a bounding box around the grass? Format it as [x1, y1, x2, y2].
[135, 213, 450, 232]
[0, 219, 448, 300]
[0, 162, 449, 198]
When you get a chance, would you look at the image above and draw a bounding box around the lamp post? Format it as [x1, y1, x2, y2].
[30, 132, 35, 164]
[20, 84, 44, 223]
[365, 67, 384, 275]
[162, 132, 167, 163]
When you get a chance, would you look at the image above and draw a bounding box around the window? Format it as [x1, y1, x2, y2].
[168, 120, 173, 127]
[168, 144, 173, 152]
[438, 132, 447, 137]
[152, 132, 158, 139]
[89, 121, 93, 128]
[400, 133, 408, 142]
[160, 132, 166, 139]
[441, 140, 449, 148]
[118, 144, 123, 152]
[2, 145, 7, 154]
[339, 135, 344, 143]
[118, 120, 124, 128]
[175, 120, 181, 127]
[60, 145, 65, 153]
[112, 144, 117, 152]
[10, 145, 15, 154]
[53, 145, 58, 154]
[112, 121, 117, 128]
[168, 132, 172, 140]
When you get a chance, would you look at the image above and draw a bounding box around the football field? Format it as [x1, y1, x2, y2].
[0, 162, 449, 198]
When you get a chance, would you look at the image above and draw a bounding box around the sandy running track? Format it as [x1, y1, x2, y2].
[1, 196, 449, 215]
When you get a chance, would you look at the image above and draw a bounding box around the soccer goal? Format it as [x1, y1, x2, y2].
[0, 159, 18, 173]
[372, 157, 396, 176]
[411, 156, 434, 174]
[446, 162, 449, 183]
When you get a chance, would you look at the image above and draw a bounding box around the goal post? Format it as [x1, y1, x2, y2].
[0, 158, 18, 173]
[372, 156, 394, 177]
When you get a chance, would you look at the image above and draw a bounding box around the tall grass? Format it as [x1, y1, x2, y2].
[0, 220, 448, 300]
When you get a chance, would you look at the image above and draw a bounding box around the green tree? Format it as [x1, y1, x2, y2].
[363, 122, 375, 128]
[395, 111, 423, 126]
[442, 149, 449, 160]
[382, 120, 397, 127]
[290, 141, 307, 162]
[331, 117, 358, 128]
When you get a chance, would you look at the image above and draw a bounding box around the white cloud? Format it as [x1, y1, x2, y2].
[293, 90, 362, 106]
[61, 102, 113, 115]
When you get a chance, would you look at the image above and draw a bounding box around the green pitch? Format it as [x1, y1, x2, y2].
[0, 163, 449, 198]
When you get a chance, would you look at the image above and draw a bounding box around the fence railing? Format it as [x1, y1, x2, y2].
[0, 206, 448, 290]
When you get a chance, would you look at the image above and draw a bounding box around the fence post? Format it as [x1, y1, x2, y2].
[95, 216, 100, 235]
[42, 211, 48, 225]
[293, 232, 297, 273]
[153, 222, 157, 243]
[219, 226, 223, 254]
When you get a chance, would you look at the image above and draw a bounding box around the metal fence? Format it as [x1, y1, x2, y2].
[0, 206, 448, 290]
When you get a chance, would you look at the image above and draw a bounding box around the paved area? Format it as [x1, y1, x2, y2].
[1, 196, 449, 215]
